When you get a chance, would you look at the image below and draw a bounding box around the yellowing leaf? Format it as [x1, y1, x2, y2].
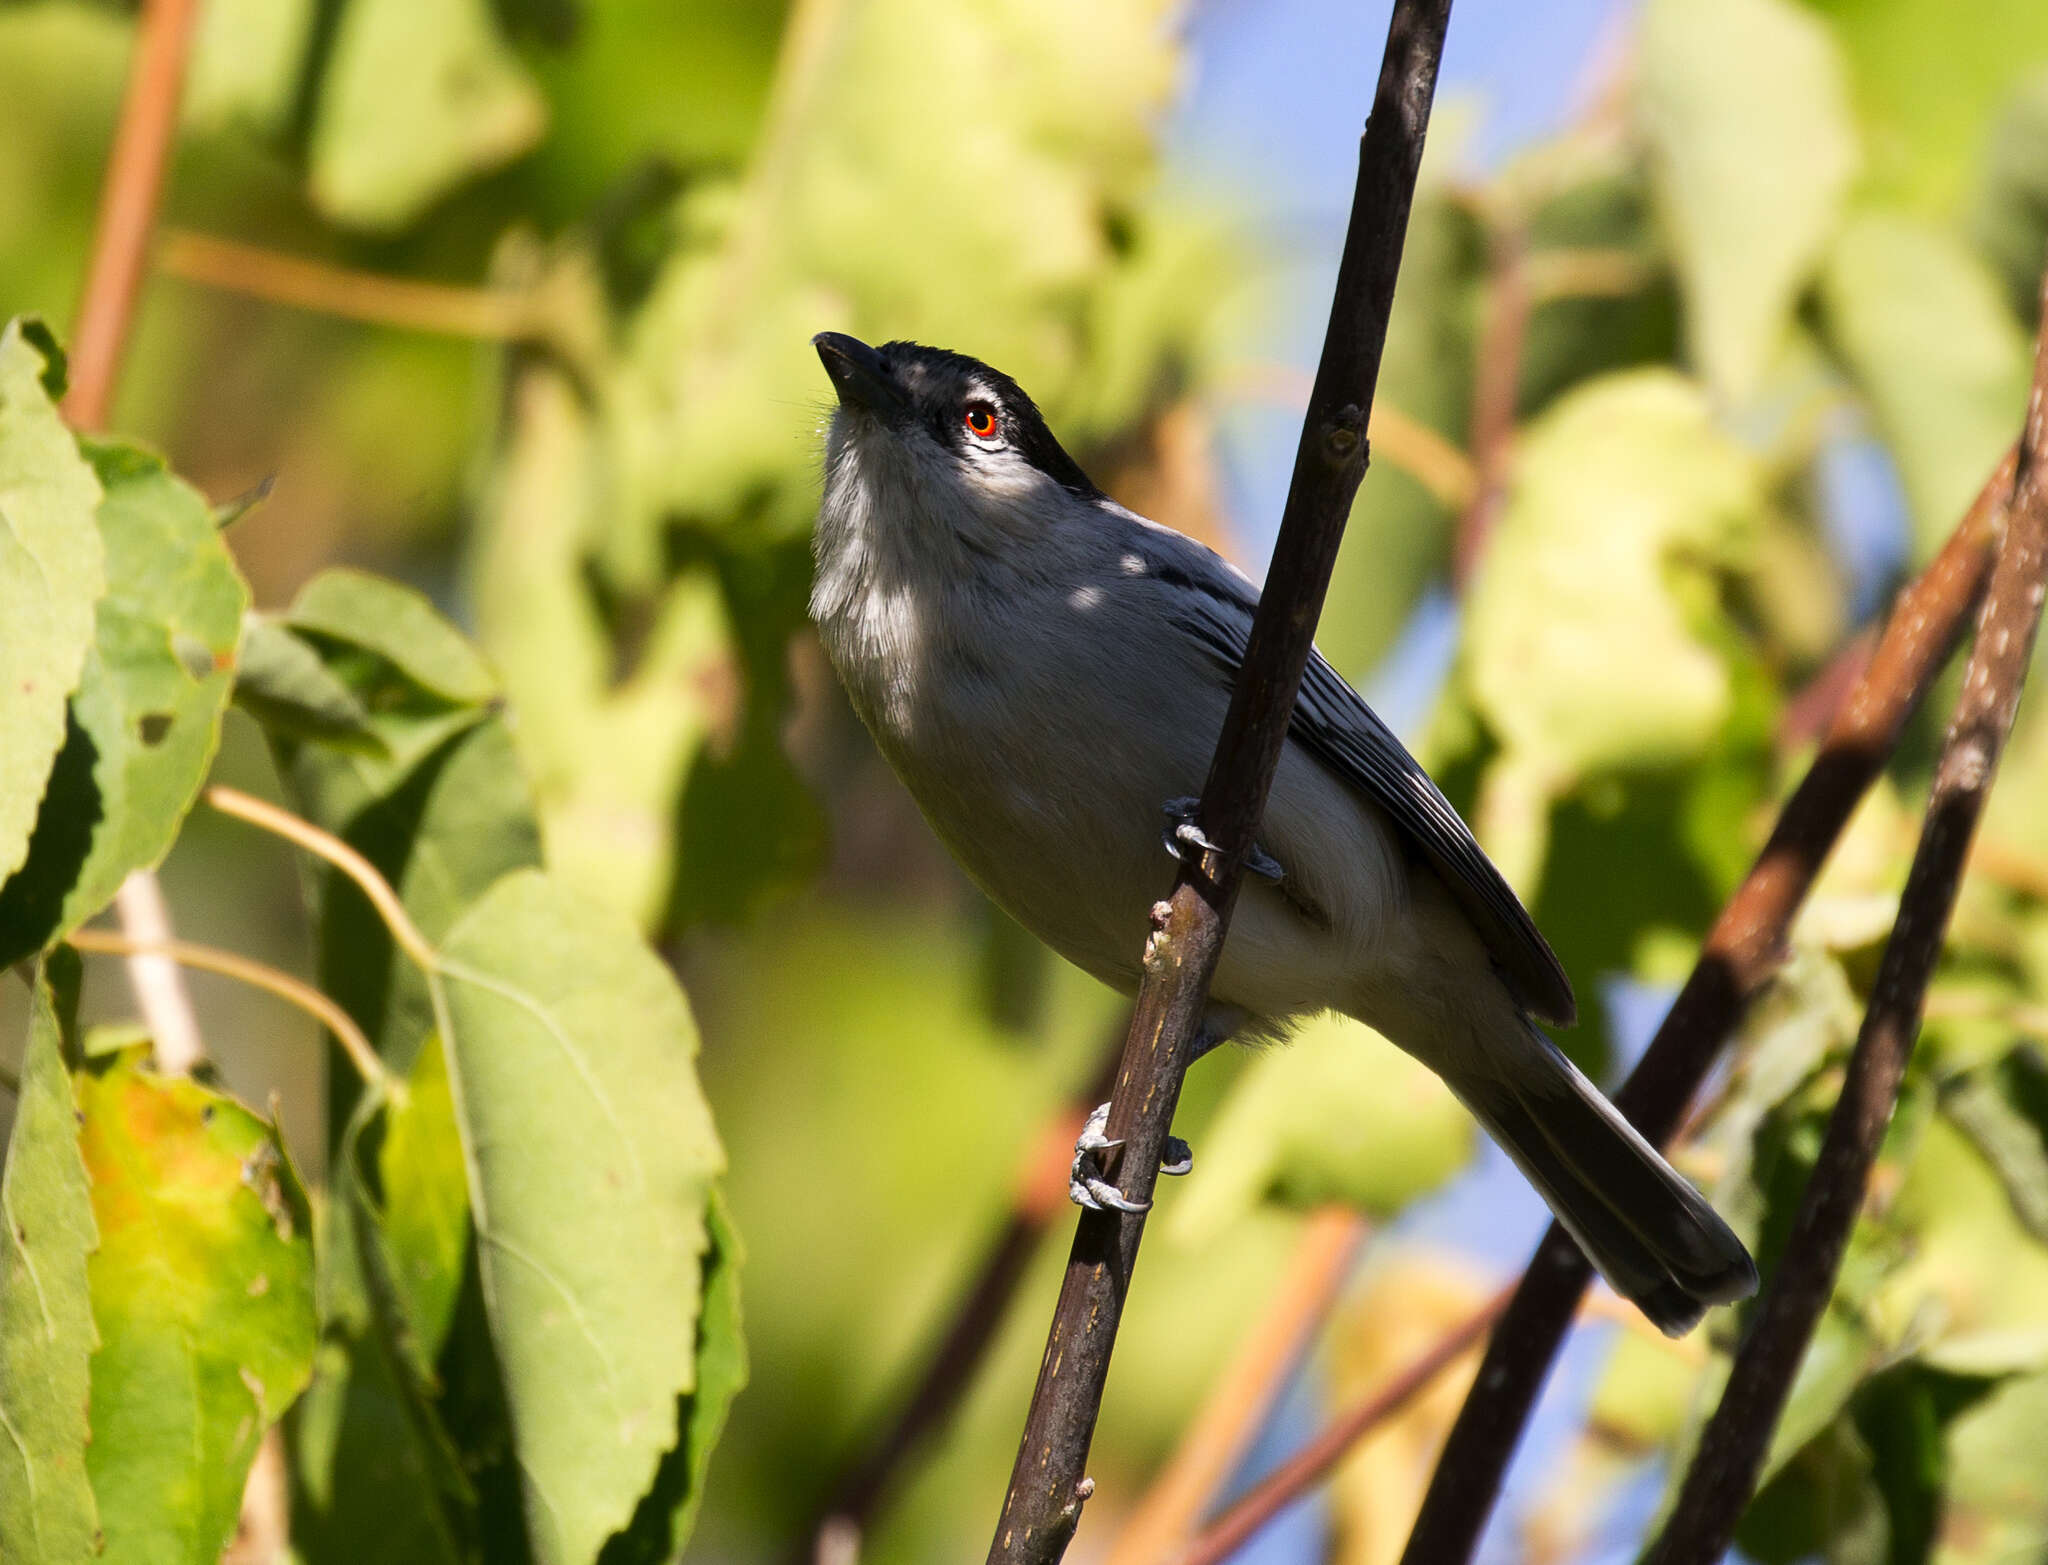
[79, 1055, 316, 1565]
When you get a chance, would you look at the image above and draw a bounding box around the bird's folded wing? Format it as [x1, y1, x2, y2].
[1165, 583, 1577, 1026]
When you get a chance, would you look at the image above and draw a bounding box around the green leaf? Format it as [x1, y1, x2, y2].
[473, 363, 729, 929]
[1938, 1368, 2048, 1562]
[1971, 67, 2048, 319]
[308, 0, 546, 230]
[435, 869, 727, 1565]
[184, 0, 314, 138]
[0, 439, 248, 966]
[1797, 0, 2048, 216]
[0, 967, 100, 1561]
[263, 570, 540, 1126]
[1819, 211, 2032, 556]
[0, 317, 103, 889]
[291, 1170, 472, 1565]
[1462, 370, 1764, 886]
[79, 1054, 317, 1565]
[287, 569, 499, 706]
[1167, 1014, 1474, 1244]
[232, 614, 384, 752]
[1639, 0, 1859, 402]
[1939, 1049, 2048, 1243]
[594, 1188, 746, 1564]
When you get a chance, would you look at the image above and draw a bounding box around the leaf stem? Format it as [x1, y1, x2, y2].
[204, 785, 439, 972]
[64, 927, 391, 1092]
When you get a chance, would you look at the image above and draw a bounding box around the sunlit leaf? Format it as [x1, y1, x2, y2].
[0, 317, 102, 889]
[0, 967, 99, 1561]
[0, 440, 248, 966]
[1638, 0, 1858, 402]
[1462, 369, 1763, 886]
[184, 0, 314, 138]
[79, 1053, 317, 1565]
[287, 569, 498, 707]
[1819, 211, 2031, 556]
[233, 614, 383, 752]
[436, 869, 727, 1565]
[309, 0, 546, 230]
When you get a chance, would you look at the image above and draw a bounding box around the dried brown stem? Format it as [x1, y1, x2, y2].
[1640, 267, 2048, 1565]
[1395, 449, 2013, 1565]
[984, 6, 1452, 1560]
[158, 228, 535, 338]
[1450, 221, 1529, 591]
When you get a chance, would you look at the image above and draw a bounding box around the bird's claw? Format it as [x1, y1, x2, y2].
[1068, 1102, 1194, 1213]
[1160, 798, 1284, 882]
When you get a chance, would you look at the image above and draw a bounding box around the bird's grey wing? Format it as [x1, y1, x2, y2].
[1162, 573, 1577, 1026]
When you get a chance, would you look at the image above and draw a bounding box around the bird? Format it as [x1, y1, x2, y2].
[807, 330, 1758, 1335]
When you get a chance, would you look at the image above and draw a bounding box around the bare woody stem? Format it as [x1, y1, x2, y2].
[983, 6, 1452, 1561]
[1639, 268, 2048, 1565]
[1394, 443, 2010, 1565]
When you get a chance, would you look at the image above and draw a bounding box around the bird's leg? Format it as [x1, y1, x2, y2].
[1068, 1009, 1237, 1213]
[1160, 797, 1284, 882]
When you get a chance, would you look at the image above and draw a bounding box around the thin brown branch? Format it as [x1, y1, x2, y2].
[1641, 266, 2048, 1565]
[796, 1033, 1124, 1564]
[157, 228, 535, 339]
[1104, 1207, 1369, 1565]
[1178, 1286, 1510, 1565]
[984, 6, 1453, 1560]
[1396, 446, 2014, 1565]
[61, 0, 199, 431]
[64, 928, 390, 1091]
[1451, 222, 1530, 592]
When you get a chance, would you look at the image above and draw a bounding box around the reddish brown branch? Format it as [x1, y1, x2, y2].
[983, 5, 1453, 1560]
[1451, 222, 1529, 591]
[1394, 449, 2013, 1565]
[1640, 269, 2048, 1565]
[1104, 1208, 1370, 1565]
[62, 0, 201, 432]
[1177, 1285, 1509, 1565]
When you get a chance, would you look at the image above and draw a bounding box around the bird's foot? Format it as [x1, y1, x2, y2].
[1160, 797, 1283, 881]
[1068, 1101, 1194, 1213]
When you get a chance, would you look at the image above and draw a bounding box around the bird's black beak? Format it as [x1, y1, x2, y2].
[814, 332, 909, 421]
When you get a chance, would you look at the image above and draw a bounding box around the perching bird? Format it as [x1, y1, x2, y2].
[808, 331, 1757, 1335]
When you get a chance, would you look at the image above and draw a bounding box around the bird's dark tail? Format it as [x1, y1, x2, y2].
[1455, 1028, 1758, 1337]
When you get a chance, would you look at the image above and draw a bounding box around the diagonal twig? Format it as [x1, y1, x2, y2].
[1392, 441, 2010, 1565]
[983, 5, 1453, 1560]
[1639, 263, 2048, 1565]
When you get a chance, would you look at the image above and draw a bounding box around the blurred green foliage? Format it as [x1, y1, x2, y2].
[5, 0, 2048, 1560]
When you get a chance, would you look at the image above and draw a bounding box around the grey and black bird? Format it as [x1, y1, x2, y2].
[808, 330, 1757, 1336]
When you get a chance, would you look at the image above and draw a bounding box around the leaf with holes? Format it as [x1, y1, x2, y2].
[0, 965, 100, 1562]
[0, 439, 247, 966]
[0, 317, 103, 892]
[79, 1053, 317, 1565]
[436, 869, 727, 1565]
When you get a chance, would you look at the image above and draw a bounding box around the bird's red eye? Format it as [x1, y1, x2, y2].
[963, 402, 998, 439]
